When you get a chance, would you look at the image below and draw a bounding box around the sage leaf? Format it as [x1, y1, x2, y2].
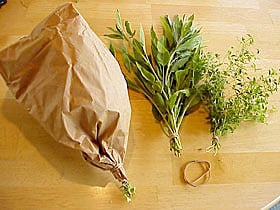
[153, 93, 166, 114]
[169, 89, 190, 110]
[104, 33, 123, 39]
[136, 62, 155, 82]
[125, 21, 135, 37]
[152, 105, 163, 121]
[107, 27, 119, 34]
[150, 26, 158, 45]
[157, 40, 169, 54]
[109, 42, 116, 57]
[156, 41, 170, 66]
[116, 9, 123, 31]
[168, 93, 178, 110]
[171, 58, 189, 72]
[126, 77, 141, 92]
[157, 52, 170, 66]
[121, 45, 133, 71]
[152, 81, 162, 92]
[176, 36, 201, 52]
[160, 17, 174, 47]
[139, 24, 146, 49]
[175, 69, 188, 89]
[172, 15, 182, 42]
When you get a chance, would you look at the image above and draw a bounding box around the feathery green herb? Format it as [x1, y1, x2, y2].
[200, 35, 280, 154]
[106, 11, 205, 156]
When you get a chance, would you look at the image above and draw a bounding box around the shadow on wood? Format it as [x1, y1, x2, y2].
[1, 95, 115, 187]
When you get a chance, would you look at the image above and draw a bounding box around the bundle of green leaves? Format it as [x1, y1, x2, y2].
[106, 11, 280, 156]
[199, 35, 280, 154]
[106, 11, 204, 156]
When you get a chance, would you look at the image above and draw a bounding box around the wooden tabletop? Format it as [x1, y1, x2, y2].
[0, 1, 280, 209]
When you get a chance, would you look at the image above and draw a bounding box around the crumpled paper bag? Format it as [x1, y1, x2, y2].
[0, 3, 134, 199]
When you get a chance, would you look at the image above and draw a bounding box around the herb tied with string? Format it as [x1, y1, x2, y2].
[106, 12, 280, 157]
[199, 35, 280, 154]
[106, 11, 204, 156]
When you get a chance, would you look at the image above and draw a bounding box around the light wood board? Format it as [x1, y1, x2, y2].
[0, 0, 279, 209]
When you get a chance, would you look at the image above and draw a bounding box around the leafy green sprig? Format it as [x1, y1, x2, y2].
[106, 11, 205, 156]
[120, 181, 136, 203]
[200, 35, 280, 154]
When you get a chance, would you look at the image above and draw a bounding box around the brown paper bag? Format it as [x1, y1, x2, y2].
[0, 3, 134, 201]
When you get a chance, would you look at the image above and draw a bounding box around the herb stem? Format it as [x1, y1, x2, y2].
[176, 92, 198, 130]
[165, 50, 177, 85]
[143, 91, 173, 133]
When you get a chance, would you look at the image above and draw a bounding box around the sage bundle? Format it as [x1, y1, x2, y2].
[106, 11, 204, 156]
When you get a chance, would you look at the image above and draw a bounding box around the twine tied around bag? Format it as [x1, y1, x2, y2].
[111, 162, 124, 173]
[183, 160, 211, 187]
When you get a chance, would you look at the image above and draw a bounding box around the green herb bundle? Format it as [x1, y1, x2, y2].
[106, 11, 205, 156]
[200, 35, 280, 154]
[106, 12, 280, 157]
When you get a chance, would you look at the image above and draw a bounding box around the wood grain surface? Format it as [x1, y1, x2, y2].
[0, 1, 280, 209]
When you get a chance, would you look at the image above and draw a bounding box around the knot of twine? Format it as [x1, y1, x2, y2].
[169, 133, 179, 140]
[183, 160, 211, 187]
[111, 162, 124, 173]
[213, 135, 219, 142]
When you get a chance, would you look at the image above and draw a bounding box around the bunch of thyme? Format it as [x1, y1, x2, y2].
[200, 35, 280, 154]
